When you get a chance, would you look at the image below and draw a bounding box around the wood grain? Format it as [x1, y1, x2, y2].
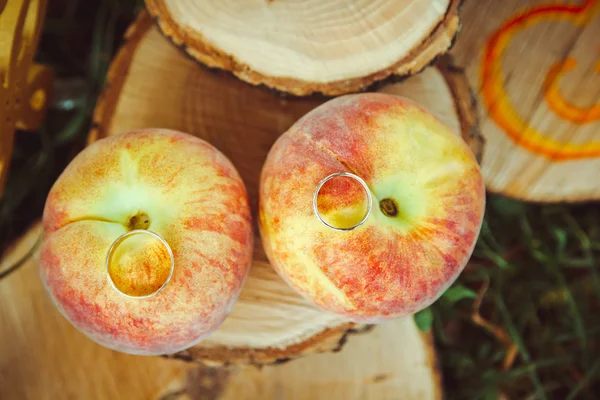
[0, 223, 195, 400]
[91, 15, 364, 365]
[88, 11, 481, 366]
[162, 320, 442, 400]
[452, 0, 600, 202]
[0, 223, 441, 400]
[144, 0, 460, 95]
[0, 7, 489, 398]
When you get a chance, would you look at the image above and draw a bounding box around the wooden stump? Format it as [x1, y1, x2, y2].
[0, 223, 195, 400]
[452, 0, 600, 202]
[88, 10, 482, 373]
[159, 323, 441, 400]
[144, 0, 461, 95]
[0, 223, 440, 399]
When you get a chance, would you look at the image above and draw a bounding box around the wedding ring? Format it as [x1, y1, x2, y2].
[313, 172, 373, 231]
[105, 229, 174, 299]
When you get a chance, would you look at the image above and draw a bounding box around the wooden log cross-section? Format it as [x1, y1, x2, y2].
[0, 223, 195, 400]
[87, 9, 483, 375]
[0, 7, 487, 400]
[145, 0, 461, 95]
[452, 0, 600, 202]
[0, 225, 440, 400]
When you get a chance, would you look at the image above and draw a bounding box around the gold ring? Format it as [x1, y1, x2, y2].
[105, 229, 174, 299]
[313, 172, 373, 231]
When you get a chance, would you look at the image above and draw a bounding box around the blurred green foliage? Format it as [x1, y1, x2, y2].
[422, 196, 600, 399]
[0, 0, 143, 252]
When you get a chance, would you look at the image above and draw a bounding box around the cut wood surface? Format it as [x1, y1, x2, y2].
[144, 0, 460, 95]
[88, 11, 482, 367]
[0, 223, 195, 400]
[159, 320, 442, 400]
[0, 223, 440, 400]
[452, 0, 600, 202]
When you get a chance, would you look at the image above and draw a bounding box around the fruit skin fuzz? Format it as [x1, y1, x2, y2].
[40, 129, 253, 355]
[259, 93, 485, 323]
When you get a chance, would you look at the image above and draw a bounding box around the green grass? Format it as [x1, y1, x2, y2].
[0, 1, 598, 398]
[424, 197, 600, 398]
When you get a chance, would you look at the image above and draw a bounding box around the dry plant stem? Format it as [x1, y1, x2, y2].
[0, 231, 41, 280]
[503, 345, 519, 372]
[145, 0, 461, 95]
[471, 276, 518, 371]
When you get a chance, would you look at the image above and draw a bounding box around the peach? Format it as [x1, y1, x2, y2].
[40, 129, 253, 355]
[259, 93, 485, 323]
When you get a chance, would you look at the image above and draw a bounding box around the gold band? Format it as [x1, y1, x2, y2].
[313, 172, 373, 232]
[105, 229, 174, 299]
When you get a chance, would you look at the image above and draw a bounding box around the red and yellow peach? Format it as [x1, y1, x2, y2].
[259, 93, 485, 322]
[40, 129, 253, 355]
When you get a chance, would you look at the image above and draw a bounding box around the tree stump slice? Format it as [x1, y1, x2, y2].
[0, 223, 439, 399]
[0, 223, 196, 400]
[144, 0, 461, 96]
[452, 0, 600, 202]
[160, 322, 441, 400]
[89, 10, 481, 377]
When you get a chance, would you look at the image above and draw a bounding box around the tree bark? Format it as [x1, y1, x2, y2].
[144, 0, 461, 95]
